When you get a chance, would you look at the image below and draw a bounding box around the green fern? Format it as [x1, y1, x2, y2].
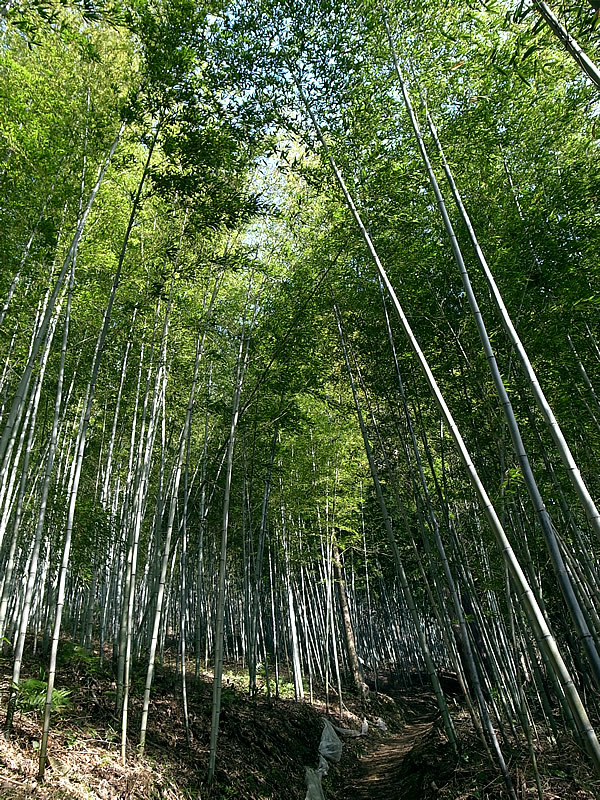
[57, 642, 99, 673]
[15, 678, 72, 715]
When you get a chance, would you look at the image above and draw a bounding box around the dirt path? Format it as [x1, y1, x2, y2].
[337, 694, 438, 800]
[343, 720, 434, 799]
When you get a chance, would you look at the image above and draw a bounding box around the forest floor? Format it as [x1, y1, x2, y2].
[0, 647, 599, 799]
[330, 687, 600, 800]
[0, 642, 325, 800]
[329, 692, 437, 799]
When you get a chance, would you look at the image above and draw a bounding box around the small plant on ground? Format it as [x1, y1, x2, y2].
[57, 642, 100, 674]
[15, 676, 72, 715]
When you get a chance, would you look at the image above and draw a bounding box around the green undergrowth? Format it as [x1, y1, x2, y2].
[14, 676, 72, 716]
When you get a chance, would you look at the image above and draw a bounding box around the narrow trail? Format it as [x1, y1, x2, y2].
[338, 694, 438, 800]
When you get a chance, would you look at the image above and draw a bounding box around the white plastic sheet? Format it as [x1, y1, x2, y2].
[333, 725, 361, 738]
[319, 719, 343, 763]
[305, 716, 349, 798]
[305, 767, 325, 800]
[318, 754, 330, 777]
[375, 717, 388, 732]
[333, 718, 369, 738]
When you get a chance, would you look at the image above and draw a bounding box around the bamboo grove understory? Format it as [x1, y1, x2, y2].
[1, 0, 600, 795]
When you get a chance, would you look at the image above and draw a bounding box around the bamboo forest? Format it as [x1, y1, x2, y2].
[2, 1, 600, 798]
